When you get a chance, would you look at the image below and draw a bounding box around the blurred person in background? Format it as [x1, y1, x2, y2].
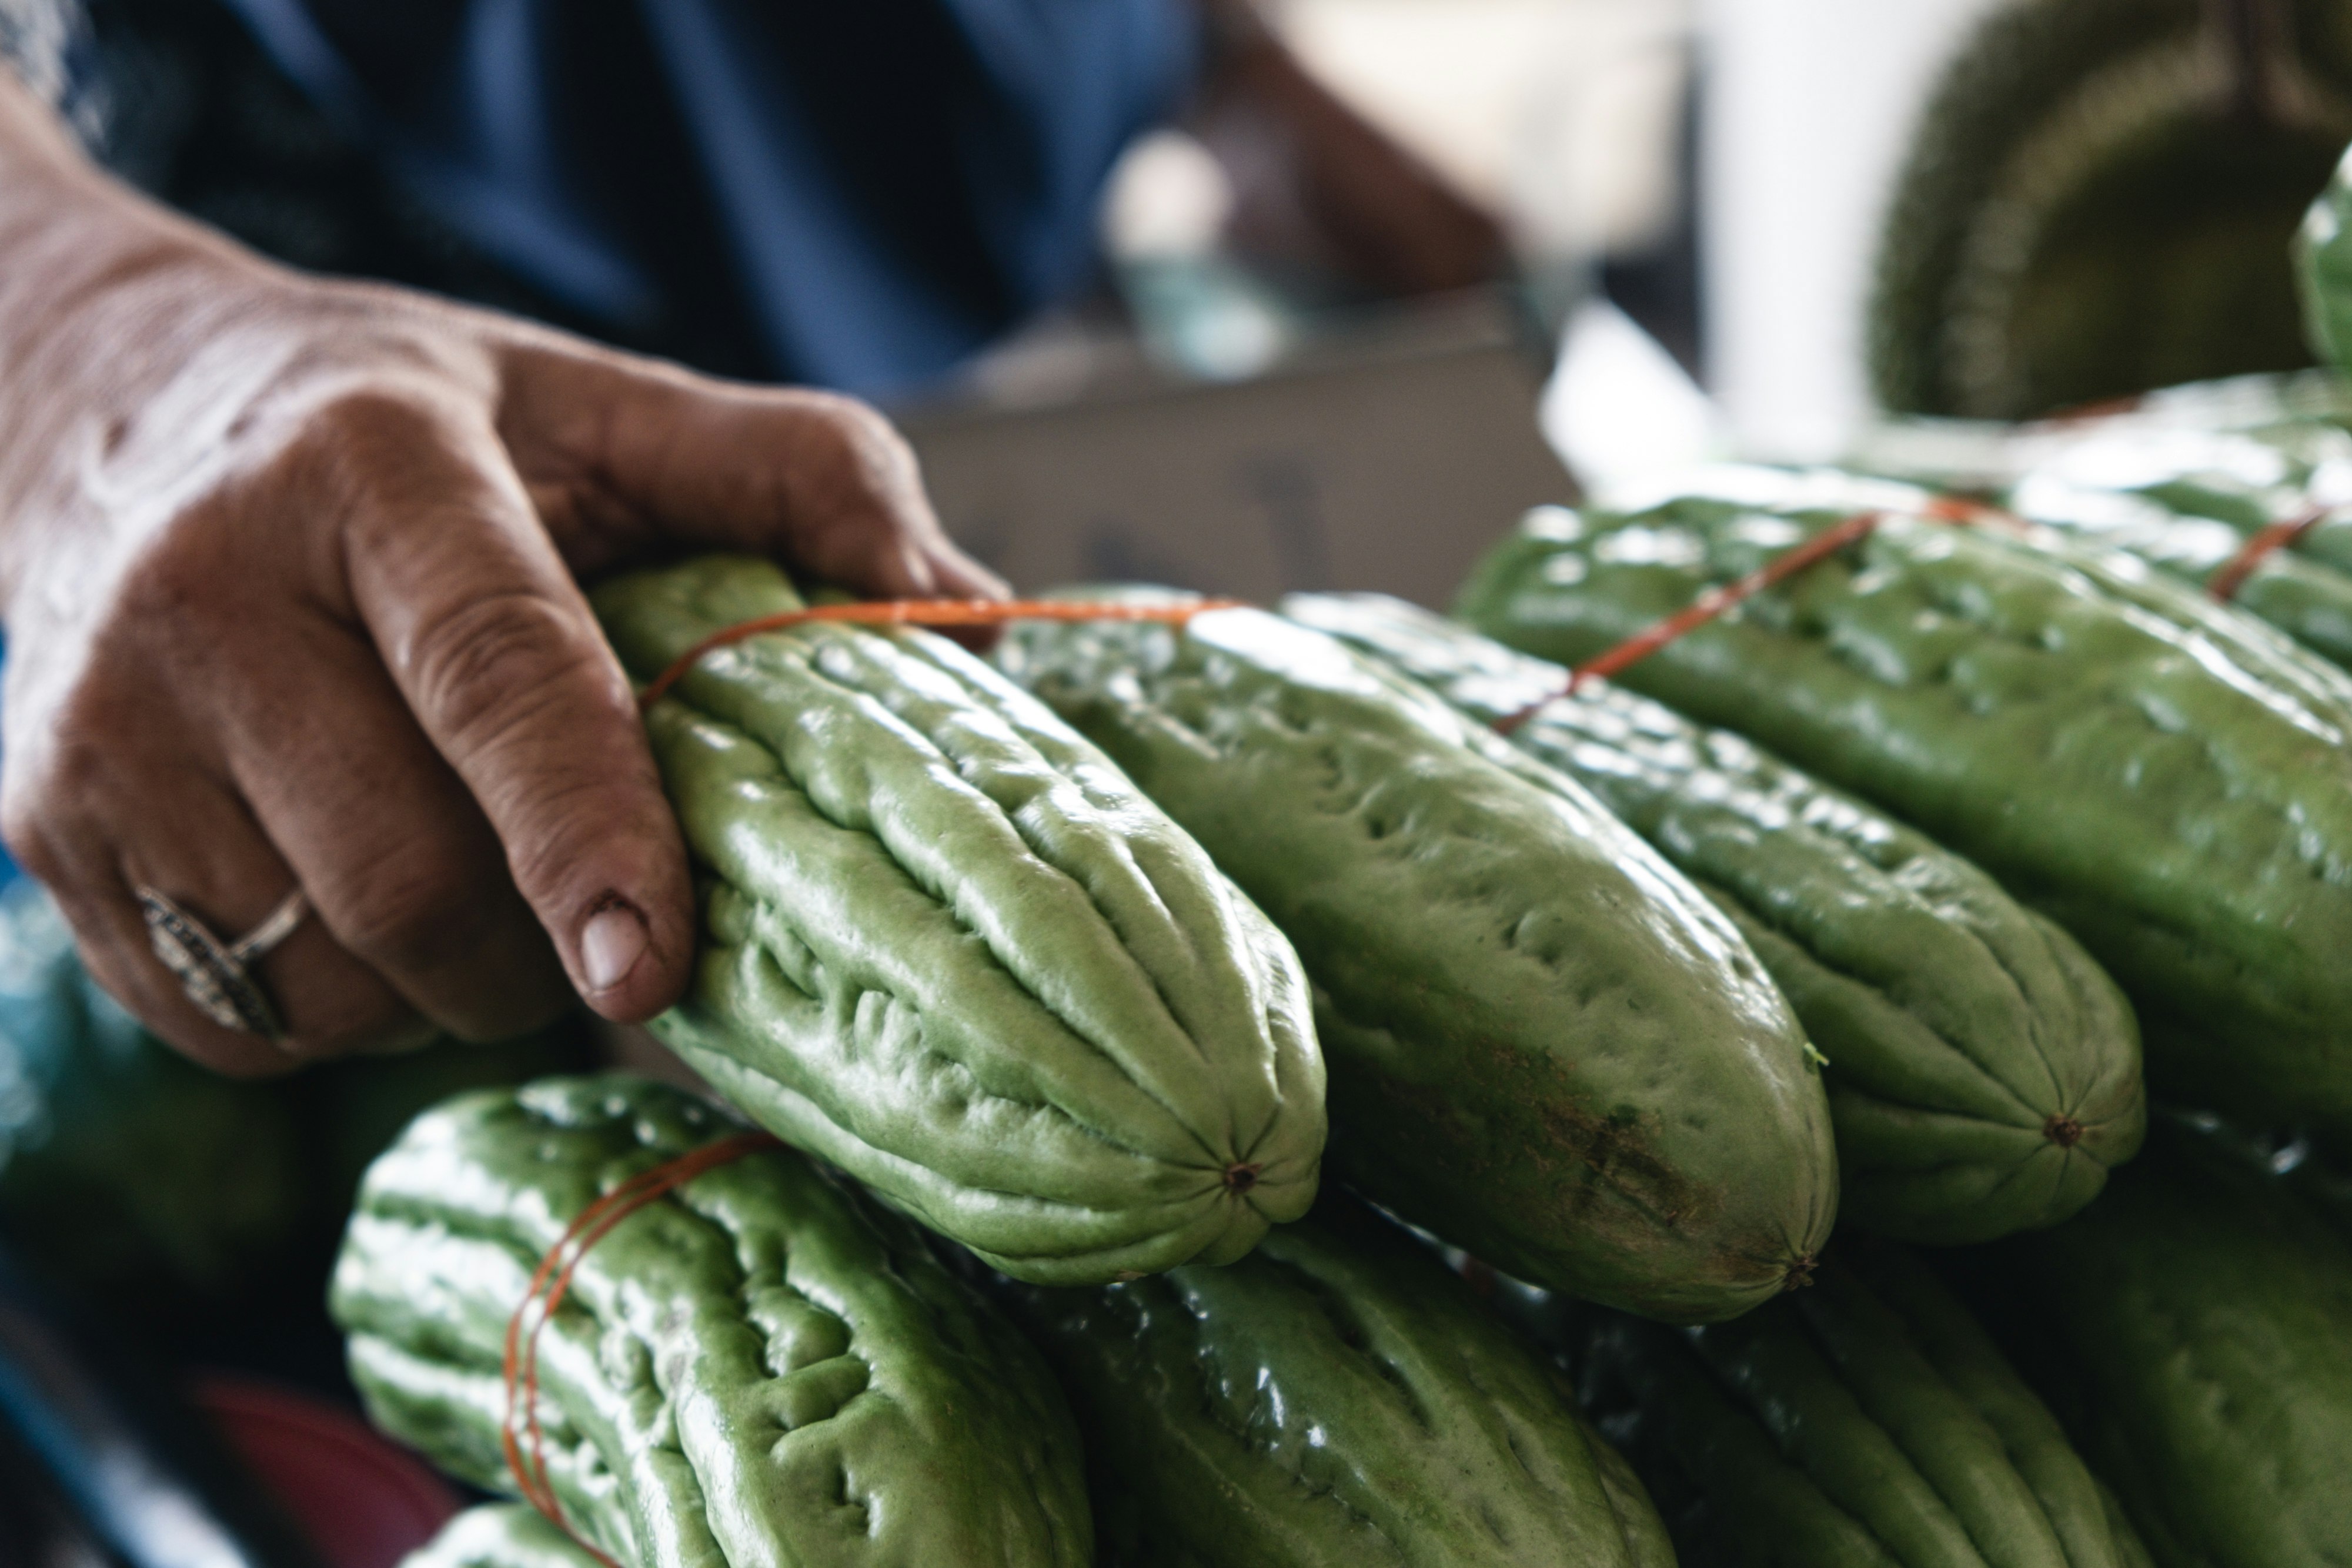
[0, 0, 1502, 1074]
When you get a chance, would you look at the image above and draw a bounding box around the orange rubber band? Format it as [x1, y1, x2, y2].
[502, 1130, 781, 1566]
[1492, 511, 1886, 735]
[1487, 495, 2034, 737]
[2208, 504, 2332, 602]
[634, 598, 1247, 711]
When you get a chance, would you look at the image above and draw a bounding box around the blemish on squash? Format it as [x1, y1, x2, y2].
[1224, 1162, 1262, 1194]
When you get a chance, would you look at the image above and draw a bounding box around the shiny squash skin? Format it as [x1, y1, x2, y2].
[1005, 1202, 1678, 1568]
[1458, 467, 2352, 1135]
[1287, 591, 2143, 1246]
[332, 1075, 1094, 1568]
[1564, 1244, 2152, 1568]
[998, 600, 1836, 1324]
[593, 557, 1325, 1285]
[400, 1507, 604, 1568]
[1986, 1121, 2352, 1568]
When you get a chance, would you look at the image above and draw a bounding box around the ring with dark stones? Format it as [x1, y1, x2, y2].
[136, 885, 308, 1038]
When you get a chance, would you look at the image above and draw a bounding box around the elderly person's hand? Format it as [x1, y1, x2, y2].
[0, 73, 1004, 1075]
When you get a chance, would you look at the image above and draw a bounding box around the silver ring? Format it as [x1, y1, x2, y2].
[136, 886, 308, 1038]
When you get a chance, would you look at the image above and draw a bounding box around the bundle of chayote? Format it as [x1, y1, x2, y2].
[1287, 593, 2144, 1245]
[592, 557, 1324, 1283]
[998, 598, 1836, 1324]
[1558, 1242, 2152, 1568]
[1975, 1118, 2352, 1567]
[1004, 1200, 1676, 1568]
[332, 1075, 1093, 1568]
[1459, 464, 2352, 1135]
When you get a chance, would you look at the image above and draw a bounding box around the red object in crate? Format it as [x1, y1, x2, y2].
[192, 1373, 460, 1568]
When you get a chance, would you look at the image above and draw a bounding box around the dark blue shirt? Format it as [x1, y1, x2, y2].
[212, 0, 1197, 394]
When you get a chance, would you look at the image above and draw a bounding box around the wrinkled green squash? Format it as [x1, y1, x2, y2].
[332, 1075, 1093, 1568]
[593, 557, 1324, 1284]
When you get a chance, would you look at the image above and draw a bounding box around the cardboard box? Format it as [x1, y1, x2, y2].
[898, 296, 1574, 608]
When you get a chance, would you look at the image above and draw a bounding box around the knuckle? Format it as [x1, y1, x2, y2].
[328, 843, 495, 972]
[804, 394, 917, 492]
[408, 588, 614, 751]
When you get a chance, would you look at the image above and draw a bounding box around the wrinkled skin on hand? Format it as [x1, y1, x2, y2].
[0, 72, 1002, 1074]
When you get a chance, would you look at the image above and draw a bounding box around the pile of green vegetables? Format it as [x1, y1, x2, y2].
[356, 124, 2352, 1568]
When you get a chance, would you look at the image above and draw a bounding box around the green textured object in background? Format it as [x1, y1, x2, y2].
[1287, 593, 2144, 1246]
[1977, 1118, 2352, 1566]
[2297, 139, 2352, 369]
[998, 597, 1835, 1325]
[1559, 1244, 2153, 1568]
[1872, 0, 2352, 418]
[1458, 467, 2352, 1137]
[1003, 1201, 1676, 1568]
[593, 557, 1324, 1286]
[334, 1075, 1094, 1568]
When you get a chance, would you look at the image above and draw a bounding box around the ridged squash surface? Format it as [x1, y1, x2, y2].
[593, 557, 1324, 1283]
[997, 597, 1836, 1323]
[1873, 416, 2352, 671]
[1287, 592, 2143, 1245]
[1005, 1202, 1676, 1568]
[1563, 1245, 2151, 1568]
[1984, 1121, 2352, 1567]
[1458, 466, 2352, 1135]
[331, 1075, 1093, 1568]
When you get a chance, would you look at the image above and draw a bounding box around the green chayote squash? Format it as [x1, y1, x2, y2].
[1866, 416, 2352, 673]
[1976, 1119, 2352, 1567]
[331, 1075, 1093, 1568]
[1558, 1243, 2151, 1568]
[2300, 139, 2352, 376]
[997, 599, 1836, 1324]
[0, 879, 301, 1298]
[402, 1507, 602, 1568]
[592, 557, 1324, 1285]
[1287, 593, 2143, 1245]
[1003, 1201, 1676, 1568]
[1459, 465, 2352, 1136]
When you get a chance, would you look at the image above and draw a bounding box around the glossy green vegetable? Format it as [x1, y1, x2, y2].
[2301, 140, 2352, 376]
[0, 880, 300, 1298]
[331, 1075, 1093, 1568]
[998, 599, 1835, 1323]
[402, 1507, 604, 1568]
[1982, 1119, 2352, 1567]
[1287, 593, 2143, 1245]
[1561, 1243, 2151, 1568]
[592, 557, 1324, 1284]
[1866, 416, 2352, 672]
[1459, 466, 2352, 1135]
[1005, 1201, 1676, 1568]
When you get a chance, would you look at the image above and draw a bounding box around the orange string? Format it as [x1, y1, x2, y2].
[501, 1130, 781, 1566]
[634, 598, 1247, 711]
[1492, 511, 1886, 735]
[2208, 504, 2331, 602]
[1488, 496, 2038, 737]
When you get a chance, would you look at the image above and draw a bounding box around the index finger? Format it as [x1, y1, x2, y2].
[325, 391, 693, 1022]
